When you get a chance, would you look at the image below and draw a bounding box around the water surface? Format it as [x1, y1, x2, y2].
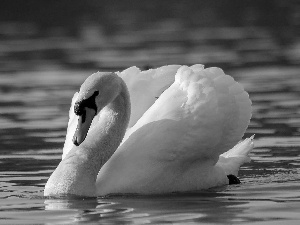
[1, 66, 300, 224]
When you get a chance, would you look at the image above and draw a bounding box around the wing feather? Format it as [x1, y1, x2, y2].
[119, 64, 252, 165]
[118, 65, 181, 127]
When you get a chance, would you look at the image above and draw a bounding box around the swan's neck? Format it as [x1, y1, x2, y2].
[79, 83, 130, 177]
[44, 81, 130, 197]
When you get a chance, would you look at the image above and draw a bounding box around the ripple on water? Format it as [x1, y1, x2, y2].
[1, 67, 300, 224]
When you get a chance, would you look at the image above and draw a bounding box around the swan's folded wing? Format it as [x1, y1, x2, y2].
[119, 65, 252, 165]
[118, 65, 181, 128]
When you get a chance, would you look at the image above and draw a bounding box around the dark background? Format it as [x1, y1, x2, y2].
[0, 0, 299, 71]
[0, 0, 298, 37]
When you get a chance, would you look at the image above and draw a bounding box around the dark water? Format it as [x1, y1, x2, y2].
[1, 4, 300, 222]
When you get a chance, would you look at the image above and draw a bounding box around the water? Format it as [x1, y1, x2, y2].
[0, 65, 300, 224]
[1, 5, 300, 222]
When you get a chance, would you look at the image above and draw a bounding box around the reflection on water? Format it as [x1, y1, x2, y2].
[1, 184, 300, 224]
[43, 193, 248, 224]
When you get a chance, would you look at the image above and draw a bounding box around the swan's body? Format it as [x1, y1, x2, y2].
[44, 64, 253, 197]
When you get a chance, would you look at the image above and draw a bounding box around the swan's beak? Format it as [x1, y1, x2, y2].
[73, 107, 96, 146]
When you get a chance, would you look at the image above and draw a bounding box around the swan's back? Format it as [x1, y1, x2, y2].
[121, 65, 251, 163]
[96, 64, 252, 194]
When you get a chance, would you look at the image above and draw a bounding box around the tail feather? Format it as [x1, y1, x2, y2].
[217, 136, 254, 176]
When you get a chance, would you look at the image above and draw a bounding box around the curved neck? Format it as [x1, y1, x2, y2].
[44, 79, 130, 197]
[78, 80, 131, 177]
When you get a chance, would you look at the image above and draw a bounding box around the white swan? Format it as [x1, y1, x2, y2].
[44, 64, 253, 197]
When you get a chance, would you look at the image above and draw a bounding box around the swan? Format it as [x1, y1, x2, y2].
[44, 64, 253, 197]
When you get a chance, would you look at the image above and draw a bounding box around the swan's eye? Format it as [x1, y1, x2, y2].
[74, 91, 99, 116]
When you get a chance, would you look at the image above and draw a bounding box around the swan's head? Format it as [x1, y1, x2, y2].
[72, 72, 122, 146]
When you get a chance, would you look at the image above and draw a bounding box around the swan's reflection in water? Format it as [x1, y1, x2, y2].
[44, 191, 249, 224]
